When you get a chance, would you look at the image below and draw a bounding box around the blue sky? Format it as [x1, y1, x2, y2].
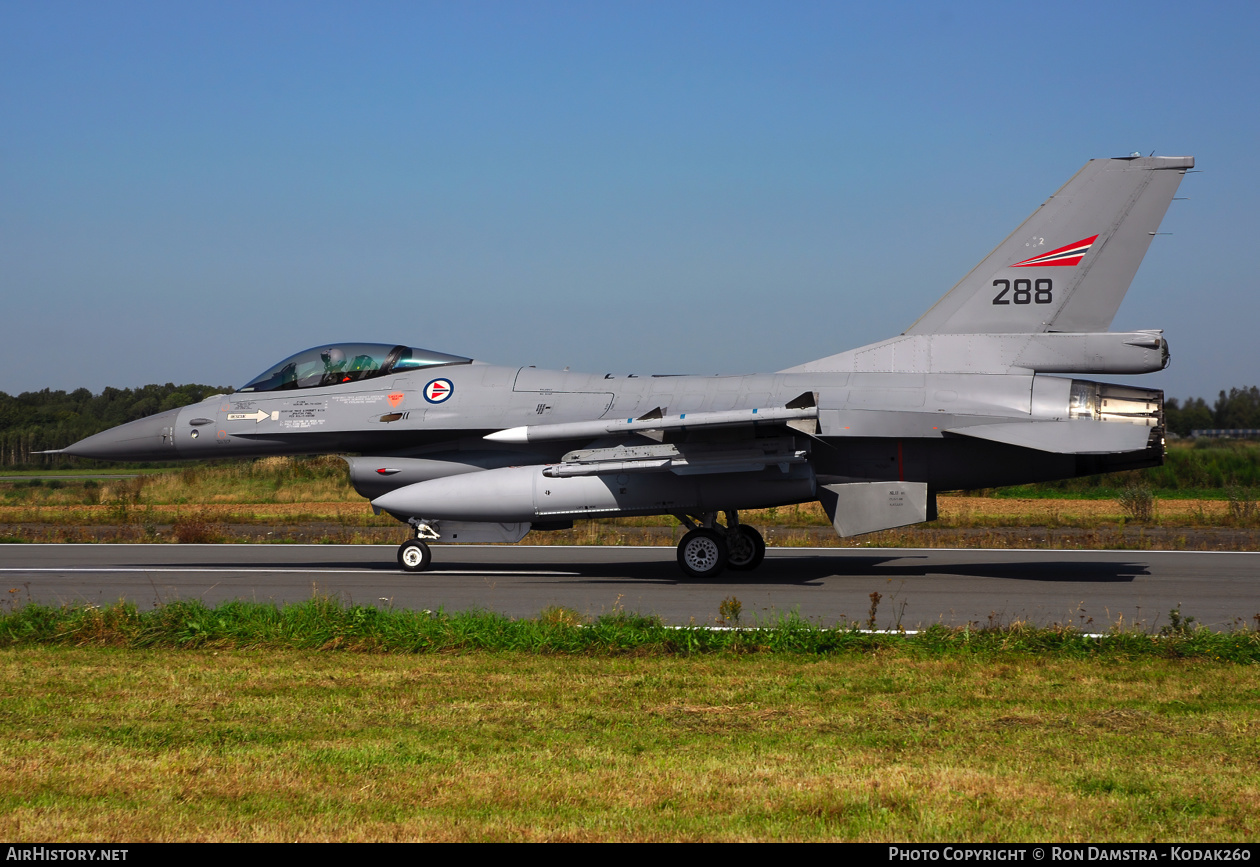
[2, 1, 1257, 401]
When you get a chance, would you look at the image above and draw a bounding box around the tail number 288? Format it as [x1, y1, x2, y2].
[992, 278, 1052, 305]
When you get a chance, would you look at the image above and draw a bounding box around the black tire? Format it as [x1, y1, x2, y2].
[676, 528, 727, 578]
[398, 539, 432, 573]
[726, 525, 766, 571]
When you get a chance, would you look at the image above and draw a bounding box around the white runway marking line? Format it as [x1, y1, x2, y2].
[0, 568, 581, 577]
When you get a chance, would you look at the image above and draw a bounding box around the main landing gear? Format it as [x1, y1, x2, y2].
[675, 511, 767, 579]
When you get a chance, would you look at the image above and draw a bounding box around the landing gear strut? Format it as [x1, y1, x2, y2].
[674, 511, 766, 578]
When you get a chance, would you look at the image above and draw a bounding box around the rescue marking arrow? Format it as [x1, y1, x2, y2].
[227, 410, 272, 423]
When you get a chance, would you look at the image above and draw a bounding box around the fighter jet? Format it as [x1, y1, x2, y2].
[59, 155, 1192, 576]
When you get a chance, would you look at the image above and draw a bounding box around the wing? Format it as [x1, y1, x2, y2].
[483, 391, 819, 445]
[480, 391, 818, 479]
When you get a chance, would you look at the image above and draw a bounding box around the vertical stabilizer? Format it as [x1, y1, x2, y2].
[904, 156, 1192, 336]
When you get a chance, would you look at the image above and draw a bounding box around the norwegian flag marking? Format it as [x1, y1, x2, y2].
[1011, 235, 1099, 268]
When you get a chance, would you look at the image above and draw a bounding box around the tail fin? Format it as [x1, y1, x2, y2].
[905, 155, 1193, 336]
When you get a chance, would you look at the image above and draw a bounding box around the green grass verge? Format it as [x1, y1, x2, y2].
[2, 598, 1258, 661]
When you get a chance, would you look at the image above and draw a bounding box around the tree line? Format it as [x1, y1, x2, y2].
[1164, 387, 1260, 436]
[0, 384, 231, 467]
[0, 382, 1256, 468]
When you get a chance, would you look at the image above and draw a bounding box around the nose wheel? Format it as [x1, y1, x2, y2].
[398, 539, 432, 572]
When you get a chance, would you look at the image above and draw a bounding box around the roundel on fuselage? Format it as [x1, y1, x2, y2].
[423, 378, 454, 403]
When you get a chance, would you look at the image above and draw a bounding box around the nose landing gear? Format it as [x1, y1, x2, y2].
[398, 520, 438, 572]
[398, 538, 431, 572]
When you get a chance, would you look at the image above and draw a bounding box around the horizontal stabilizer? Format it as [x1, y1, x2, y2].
[944, 420, 1155, 454]
[818, 481, 929, 537]
[783, 331, 1169, 375]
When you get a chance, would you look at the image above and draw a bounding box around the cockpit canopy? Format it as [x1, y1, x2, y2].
[238, 343, 472, 393]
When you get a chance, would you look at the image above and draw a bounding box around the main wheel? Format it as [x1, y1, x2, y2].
[398, 539, 432, 573]
[726, 525, 766, 571]
[676, 528, 727, 578]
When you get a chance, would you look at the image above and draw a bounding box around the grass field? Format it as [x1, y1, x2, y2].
[4, 495, 1258, 549]
[2, 503, 1258, 552]
[2, 449, 1258, 549]
[0, 453, 1254, 534]
[2, 642, 1256, 842]
[5, 442, 1259, 507]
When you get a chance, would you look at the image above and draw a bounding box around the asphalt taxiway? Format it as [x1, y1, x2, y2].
[2, 544, 1257, 631]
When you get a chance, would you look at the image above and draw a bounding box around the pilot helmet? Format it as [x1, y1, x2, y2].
[320, 347, 346, 369]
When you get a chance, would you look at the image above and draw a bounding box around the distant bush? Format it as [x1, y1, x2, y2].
[172, 513, 225, 544]
[1117, 485, 1155, 521]
[989, 441, 1260, 496]
[1226, 486, 1258, 521]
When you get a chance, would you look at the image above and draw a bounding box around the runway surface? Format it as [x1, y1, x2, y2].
[2, 544, 1257, 630]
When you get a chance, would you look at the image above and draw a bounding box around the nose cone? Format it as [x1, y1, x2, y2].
[62, 407, 183, 461]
